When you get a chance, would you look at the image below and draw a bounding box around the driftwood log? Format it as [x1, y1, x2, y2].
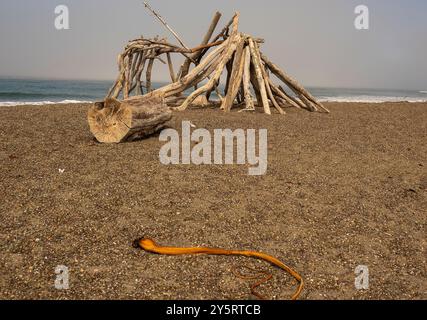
[88, 95, 171, 143]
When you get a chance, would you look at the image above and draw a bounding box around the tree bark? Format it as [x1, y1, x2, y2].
[88, 95, 172, 143]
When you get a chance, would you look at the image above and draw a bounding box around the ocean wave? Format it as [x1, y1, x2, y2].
[419, 91, 427, 94]
[1, 97, 426, 107]
[0, 92, 96, 100]
[317, 96, 427, 103]
[0, 100, 92, 107]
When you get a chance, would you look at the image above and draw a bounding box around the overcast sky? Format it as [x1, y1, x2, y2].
[0, 0, 426, 90]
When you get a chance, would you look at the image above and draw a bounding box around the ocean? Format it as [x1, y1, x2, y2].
[0, 78, 426, 107]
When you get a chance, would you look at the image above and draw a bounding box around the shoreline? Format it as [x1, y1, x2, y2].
[0, 102, 426, 300]
[1, 99, 427, 107]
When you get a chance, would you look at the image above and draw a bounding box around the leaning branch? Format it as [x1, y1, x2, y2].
[143, 1, 190, 50]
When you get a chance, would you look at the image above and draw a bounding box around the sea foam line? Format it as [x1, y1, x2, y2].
[317, 96, 427, 103]
[0, 100, 92, 107]
[1, 97, 427, 107]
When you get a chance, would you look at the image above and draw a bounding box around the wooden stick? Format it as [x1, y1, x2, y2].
[253, 45, 285, 115]
[176, 39, 238, 111]
[166, 53, 176, 83]
[215, 86, 225, 104]
[146, 58, 154, 93]
[250, 63, 262, 108]
[198, 11, 223, 49]
[107, 54, 124, 98]
[211, 13, 238, 43]
[263, 73, 285, 115]
[128, 52, 139, 90]
[161, 41, 228, 97]
[195, 13, 239, 63]
[130, 52, 144, 95]
[276, 85, 303, 109]
[268, 81, 294, 107]
[297, 93, 318, 112]
[112, 54, 127, 98]
[224, 59, 233, 96]
[221, 38, 246, 111]
[130, 52, 143, 83]
[133, 54, 149, 95]
[131, 38, 228, 100]
[179, 11, 222, 79]
[143, 2, 190, 50]
[108, 12, 232, 100]
[176, 18, 241, 111]
[148, 14, 239, 102]
[188, 53, 224, 87]
[156, 41, 224, 55]
[248, 38, 270, 115]
[268, 81, 302, 109]
[260, 53, 329, 113]
[124, 54, 134, 99]
[242, 46, 255, 111]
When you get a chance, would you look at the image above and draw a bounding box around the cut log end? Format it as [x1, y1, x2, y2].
[88, 96, 172, 143]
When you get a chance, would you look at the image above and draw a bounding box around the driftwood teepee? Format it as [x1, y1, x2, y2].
[88, 9, 328, 143]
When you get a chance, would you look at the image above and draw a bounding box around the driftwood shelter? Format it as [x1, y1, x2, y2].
[88, 7, 329, 143]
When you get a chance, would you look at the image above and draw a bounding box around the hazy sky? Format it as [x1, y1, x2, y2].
[0, 0, 426, 90]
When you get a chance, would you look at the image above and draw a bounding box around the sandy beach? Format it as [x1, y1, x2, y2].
[0, 102, 425, 300]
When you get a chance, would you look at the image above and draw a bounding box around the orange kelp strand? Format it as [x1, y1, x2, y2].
[135, 238, 304, 300]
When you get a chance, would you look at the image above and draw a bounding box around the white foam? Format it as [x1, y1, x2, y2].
[0, 100, 92, 107]
[419, 91, 427, 94]
[1, 96, 426, 107]
[318, 96, 427, 103]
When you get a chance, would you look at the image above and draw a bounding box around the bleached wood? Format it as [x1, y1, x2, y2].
[143, 2, 190, 50]
[248, 38, 270, 115]
[261, 53, 329, 113]
[242, 46, 254, 111]
[179, 11, 222, 79]
[146, 58, 154, 93]
[166, 53, 176, 83]
[221, 37, 246, 111]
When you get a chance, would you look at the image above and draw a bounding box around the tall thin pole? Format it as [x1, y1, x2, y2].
[143, 2, 190, 50]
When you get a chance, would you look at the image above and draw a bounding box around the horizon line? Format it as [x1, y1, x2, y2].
[0, 76, 425, 92]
